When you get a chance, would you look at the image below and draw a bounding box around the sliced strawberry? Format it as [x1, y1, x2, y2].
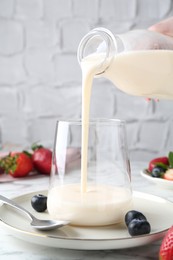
[163, 169, 173, 181]
[160, 226, 173, 259]
[148, 157, 169, 172]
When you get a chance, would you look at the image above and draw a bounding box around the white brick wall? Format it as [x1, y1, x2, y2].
[100, 0, 136, 22]
[0, 20, 23, 55]
[25, 21, 58, 49]
[0, 0, 14, 18]
[24, 49, 55, 83]
[15, 0, 43, 19]
[61, 19, 90, 52]
[0, 0, 173, 161]
[0, 55, 26, 84]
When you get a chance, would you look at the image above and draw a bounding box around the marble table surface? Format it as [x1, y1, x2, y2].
[0, 161, 173, 260]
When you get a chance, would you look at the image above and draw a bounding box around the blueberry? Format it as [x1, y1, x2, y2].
[128, 219, 151, 236]
[31, 194, 47, 212]
[151, 166, 166, 178]
[125, 210, 147, 227]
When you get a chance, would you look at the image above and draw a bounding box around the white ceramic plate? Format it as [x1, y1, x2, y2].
[141, 169, 173, 189]
[0, 190, 172, 250]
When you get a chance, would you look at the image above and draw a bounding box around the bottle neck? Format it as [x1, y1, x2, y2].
[77, 28, 118, 75]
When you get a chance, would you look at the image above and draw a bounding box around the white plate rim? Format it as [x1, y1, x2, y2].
[0, 190, 172, 250]
[141, 169, 173, 187]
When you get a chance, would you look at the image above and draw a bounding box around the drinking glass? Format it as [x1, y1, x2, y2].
[47, 119, 133, 226]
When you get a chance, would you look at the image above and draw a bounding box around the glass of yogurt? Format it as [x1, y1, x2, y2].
[47, 119, 133, 226]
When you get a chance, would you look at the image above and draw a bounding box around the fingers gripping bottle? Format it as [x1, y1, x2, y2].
[77, 28, 173, 99]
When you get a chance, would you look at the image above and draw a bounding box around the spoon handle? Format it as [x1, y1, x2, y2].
[0, 194, 34, 221]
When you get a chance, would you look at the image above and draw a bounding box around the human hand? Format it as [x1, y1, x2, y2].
[148, 17, 173, 37]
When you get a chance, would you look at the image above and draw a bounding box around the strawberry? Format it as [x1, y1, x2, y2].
[163, 169, 173, 181]
[31, 144, 52, 175]
[148, 157, 169, 172]
[0, 152, 33, 178]
[159, 226, 173, 259]
[0, 167, 4, 174]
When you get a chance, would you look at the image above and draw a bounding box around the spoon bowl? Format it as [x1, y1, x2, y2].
[0, 194, 69, 231]
[30, 218, 69, 231]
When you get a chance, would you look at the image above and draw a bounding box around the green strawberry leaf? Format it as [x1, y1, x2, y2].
[31, 143, 43, 151]
[23, 150, 32, 157]
[154, 162, 168, 170]
[168, 151, 173, 168]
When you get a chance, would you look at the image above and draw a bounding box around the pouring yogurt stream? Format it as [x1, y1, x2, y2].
[48, 27, 173, 226]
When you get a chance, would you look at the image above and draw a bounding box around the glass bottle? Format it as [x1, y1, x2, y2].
[77, 28, 173, 99]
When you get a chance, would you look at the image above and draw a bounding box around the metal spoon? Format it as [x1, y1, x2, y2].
[0, 194, 69, 231]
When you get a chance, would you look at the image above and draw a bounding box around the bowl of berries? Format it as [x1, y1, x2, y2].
[140, 152, 173, 188]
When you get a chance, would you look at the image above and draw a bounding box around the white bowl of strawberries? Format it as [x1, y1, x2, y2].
[141, 152, 173, 188]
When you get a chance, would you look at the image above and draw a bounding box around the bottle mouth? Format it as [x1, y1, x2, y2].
[77, 28, 117, 75]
